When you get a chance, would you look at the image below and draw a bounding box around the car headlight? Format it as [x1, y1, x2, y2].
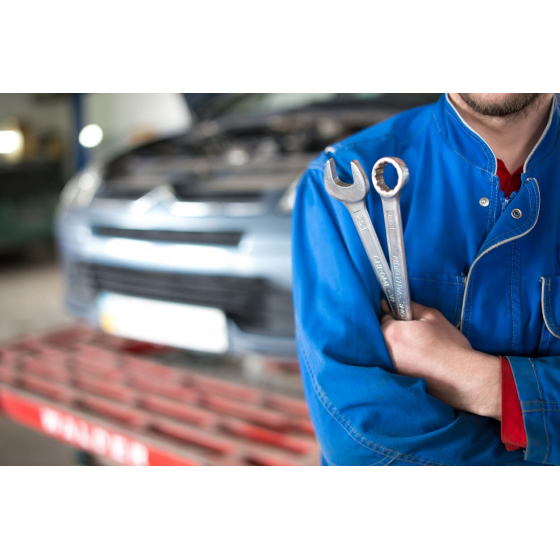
[59, 166, 102, 209]
[277, 177, 302, 214]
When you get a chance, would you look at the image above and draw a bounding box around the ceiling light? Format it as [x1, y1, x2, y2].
[0, 130, 23, 154]
[79, 124, 104, 148]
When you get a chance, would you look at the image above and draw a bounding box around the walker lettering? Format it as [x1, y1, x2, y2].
[39, 407, 149, 466]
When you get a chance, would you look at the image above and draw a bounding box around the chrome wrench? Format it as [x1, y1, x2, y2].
[372, 157, 412, 321]
[324, 158, 397, 316]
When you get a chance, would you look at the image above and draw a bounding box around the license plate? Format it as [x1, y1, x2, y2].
[97, 292, 229, 354]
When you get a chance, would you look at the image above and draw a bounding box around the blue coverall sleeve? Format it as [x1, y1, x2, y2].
[507, 357, 560, 465]
[293, 161, 532, 466]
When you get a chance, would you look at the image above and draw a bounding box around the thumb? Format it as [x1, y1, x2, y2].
[411, 301, 433, 320]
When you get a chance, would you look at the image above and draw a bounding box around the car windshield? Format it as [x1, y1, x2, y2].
[199, 93, 439, 119]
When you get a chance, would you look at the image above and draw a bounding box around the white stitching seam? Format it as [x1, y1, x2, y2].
[407, 277, 462, 286]
[545, 328, 551, 355]
[460, 179, 541, 333]
[527, 358, 550, 464]
[540, 276, 560, 339]
[323, 453, 395, 467]
[297, 335, 519, 465]
[406, 274, 464, 326]
[481, 179, 536, 253]
[444, 107, 493, 174]
[486, 176, 492, 236]
[433, 115, 493, 176]
[493, 175, 498, 233]
[334, 109, 435, 157]
[444, 94, 496, 173]
[297, 335, 517, 467]
[511, 242, 516, 351]
[453, 279, 461, 327]
[300, 340, 451, 467]
[467, 260, 476, 340]
[524, 100, 556, 173]
[526, 128, 560, 171]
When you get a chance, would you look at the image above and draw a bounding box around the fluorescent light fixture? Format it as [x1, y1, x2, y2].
[0, 130, 23, 154]
[79, 124, 104, 148]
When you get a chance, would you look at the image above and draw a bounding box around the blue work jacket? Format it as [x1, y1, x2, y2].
[293, 94, 560, 466]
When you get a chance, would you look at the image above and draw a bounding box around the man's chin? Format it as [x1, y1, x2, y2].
[458, 93, 543, 118]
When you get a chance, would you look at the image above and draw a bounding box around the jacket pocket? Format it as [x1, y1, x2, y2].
[408, 272, 466, 327]
[538, 276, 560, 356]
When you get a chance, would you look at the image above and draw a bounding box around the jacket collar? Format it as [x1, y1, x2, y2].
[434, 94, 559, 177]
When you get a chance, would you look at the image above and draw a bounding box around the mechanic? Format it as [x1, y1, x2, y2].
[293, 93, 559, 466]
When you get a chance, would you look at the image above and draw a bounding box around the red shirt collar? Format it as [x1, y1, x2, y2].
[497, 159, 523, 198]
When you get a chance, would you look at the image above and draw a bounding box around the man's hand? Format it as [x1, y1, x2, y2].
[380, 300, 502, 420]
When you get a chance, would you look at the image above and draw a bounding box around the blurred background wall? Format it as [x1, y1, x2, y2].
[0, 93, 70, 129]
[0, 93, 73, 174]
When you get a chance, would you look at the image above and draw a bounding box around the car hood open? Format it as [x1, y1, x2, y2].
[182, 94, 224, 120]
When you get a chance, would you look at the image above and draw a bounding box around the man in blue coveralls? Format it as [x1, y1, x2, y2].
[293, 93, 560, 465]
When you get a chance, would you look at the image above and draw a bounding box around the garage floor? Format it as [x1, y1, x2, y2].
[0, 254, 77, 465]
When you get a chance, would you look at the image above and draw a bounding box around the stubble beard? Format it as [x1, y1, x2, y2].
[458, 93, 545, 119]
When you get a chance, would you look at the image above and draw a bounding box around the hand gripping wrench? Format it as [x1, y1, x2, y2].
[371, 157, 412, 321]
[324, 158, 397, 317]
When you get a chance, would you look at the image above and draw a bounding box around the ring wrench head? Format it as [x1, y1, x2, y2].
[372, 157, 409, 199]
[324, 159, 370, 204]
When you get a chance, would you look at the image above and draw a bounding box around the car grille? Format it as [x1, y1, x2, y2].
[71, 263, 295, 338]
[98, 186, 266, 203]
[92, 226, 243, 246]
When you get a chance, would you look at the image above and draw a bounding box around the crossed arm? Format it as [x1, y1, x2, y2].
[379, 299, 502, 421]
[293, 163, 558, 465]
[401, 308, 560, 465]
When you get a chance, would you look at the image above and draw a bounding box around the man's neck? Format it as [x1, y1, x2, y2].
[448, 93, 554, 173]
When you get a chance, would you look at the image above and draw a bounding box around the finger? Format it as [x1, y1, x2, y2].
[380, 299, 390, 314]
[380, 313, 394, 326]
[411, 301, 432, 321]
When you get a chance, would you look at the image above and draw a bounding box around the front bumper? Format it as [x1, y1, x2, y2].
[56, 206, 296, 357]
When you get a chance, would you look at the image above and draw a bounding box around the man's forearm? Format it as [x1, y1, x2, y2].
[381, 300, 502, 419]
[398, 346, 502, 420]
[457, 351, 501, 420]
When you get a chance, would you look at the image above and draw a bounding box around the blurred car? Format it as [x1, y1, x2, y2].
[56, 93, 439, 357]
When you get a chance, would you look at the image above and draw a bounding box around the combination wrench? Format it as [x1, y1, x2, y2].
[371, 157, 412, 321]
[324, 158, 397, 317]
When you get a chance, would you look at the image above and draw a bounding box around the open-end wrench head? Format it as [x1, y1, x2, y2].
[324, 159, 370, 204]
[372, 157, 409, 199]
